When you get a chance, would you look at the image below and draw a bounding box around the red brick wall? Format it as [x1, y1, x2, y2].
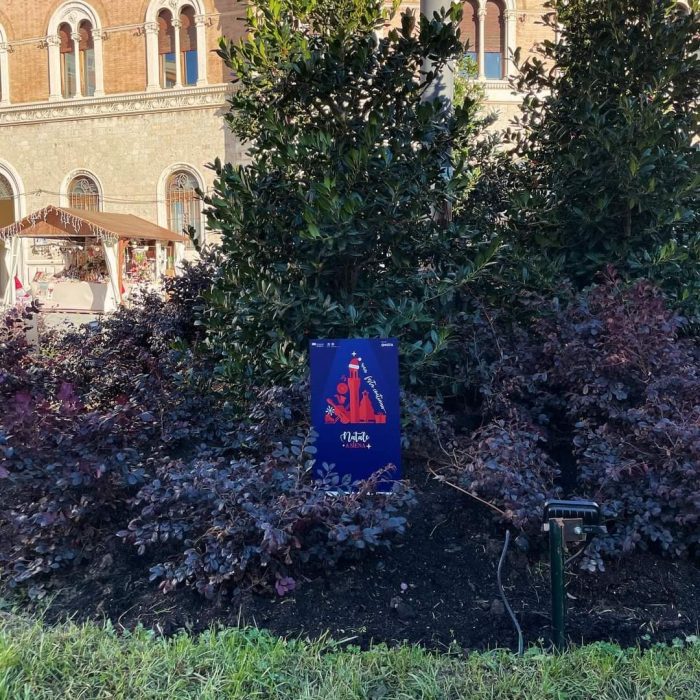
[460, 0, 479, 53]
[485, 0, 504, 54]
[1, 0, 244, 104]
[1, 1, 554, 105]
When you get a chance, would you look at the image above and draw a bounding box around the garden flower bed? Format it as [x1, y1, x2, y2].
[1, 263, 699, 652]
[2, 472, 699, 651]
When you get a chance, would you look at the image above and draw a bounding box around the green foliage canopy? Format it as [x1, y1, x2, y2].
[203, 0, 499, 395]
[508, 0, 700, 287]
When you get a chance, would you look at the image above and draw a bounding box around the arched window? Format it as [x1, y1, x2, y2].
[0, 162, 23, 225]
[180, 6, 198, 86]
[0, 164, 23, 305]
[79, 20, 96, 96]
[145, 0, 206, 91]
[460, 0, 479, 64]
[59, 23, 76, 98]
[68, 174, 101, 211]
[157, 5, 199, 88]
[0, 173, 14, 227]
[47, 3, 104, 100]
[484, 0, 505, 79]
[166, 171, 202, 245]
[461, 0, 513, 80]
[158, 10, 177, 88]
[0, 23, 10, 105]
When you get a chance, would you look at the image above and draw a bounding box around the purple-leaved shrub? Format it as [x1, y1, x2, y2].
[119, 432, 414, 599]
[0, 256, 415, 596]
[442, 272, 700, 568]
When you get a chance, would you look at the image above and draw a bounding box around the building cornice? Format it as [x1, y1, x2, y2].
[0, 84, 232, 126]
[483, 81, 522, 103]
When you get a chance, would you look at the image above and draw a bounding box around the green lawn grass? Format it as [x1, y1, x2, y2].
[1, 616, 699, 699]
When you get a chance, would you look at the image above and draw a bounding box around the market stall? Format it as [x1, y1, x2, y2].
[0, 206, 188, 312]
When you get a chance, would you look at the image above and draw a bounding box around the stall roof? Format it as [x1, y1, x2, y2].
[0, 206, 190, 243]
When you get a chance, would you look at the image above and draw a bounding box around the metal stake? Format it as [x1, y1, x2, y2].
[549, 518, 566, 649]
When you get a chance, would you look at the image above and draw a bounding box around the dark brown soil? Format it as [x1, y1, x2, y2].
[4, 471, 699, 652]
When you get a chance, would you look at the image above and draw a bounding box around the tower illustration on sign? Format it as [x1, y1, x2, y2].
[324, 353, 387, 425]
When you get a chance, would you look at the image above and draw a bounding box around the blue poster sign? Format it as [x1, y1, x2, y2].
[310, 338, 401, 490]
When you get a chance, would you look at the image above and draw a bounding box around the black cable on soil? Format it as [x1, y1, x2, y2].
[498, 530, 524, 656]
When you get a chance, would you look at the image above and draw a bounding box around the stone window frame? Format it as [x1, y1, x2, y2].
[157, 163, 206, 246]
[144, 0, 208, 92]
[0, 158, 26, 221]
[60, 169, 104, 212]
[470, 0, 517, 81]
[0, 159, 27, 303]
[0, 22, 10, 105]
[46, 1, 104, 101]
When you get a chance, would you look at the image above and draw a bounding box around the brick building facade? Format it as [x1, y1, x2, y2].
[0, 0, 247, 248]
[395, 1, 551, 129]
[0, 0, 552, 267]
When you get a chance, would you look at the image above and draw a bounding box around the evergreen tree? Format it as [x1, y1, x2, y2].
[203, 0, 499, 394]
[509, 0, 700, 286]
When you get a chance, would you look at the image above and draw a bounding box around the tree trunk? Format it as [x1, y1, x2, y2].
[623, 205, 632, 239]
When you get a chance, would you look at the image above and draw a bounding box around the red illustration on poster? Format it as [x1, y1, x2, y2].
[311, 338, 401, 487]
[324, 353, 387, 425]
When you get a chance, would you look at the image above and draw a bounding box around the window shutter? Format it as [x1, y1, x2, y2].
[59, 24, 72, 54]
[79, 21, 93, 52]
[158, 11, 175, 55]
[179, 7, 197, 53]
[484, 0, 504, 53]
[460, 1, 479, 54]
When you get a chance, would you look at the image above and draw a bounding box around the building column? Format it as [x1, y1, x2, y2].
[504, 9, 517, 77]
[47, 35, 62, 101]
[144, 22, 160, 91]
[419, 0, 455, 107]
[71, 32, 83, 98]
[195, 15, 208, 86]
[92, 32, 105, 96]
[172, 19, 183, 88]
[154, 241, 163, 279]
[477, 3, 486, 80]
[0, 43, 10, 105]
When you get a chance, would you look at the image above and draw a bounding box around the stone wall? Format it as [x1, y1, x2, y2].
[0, 86, 241, 243]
